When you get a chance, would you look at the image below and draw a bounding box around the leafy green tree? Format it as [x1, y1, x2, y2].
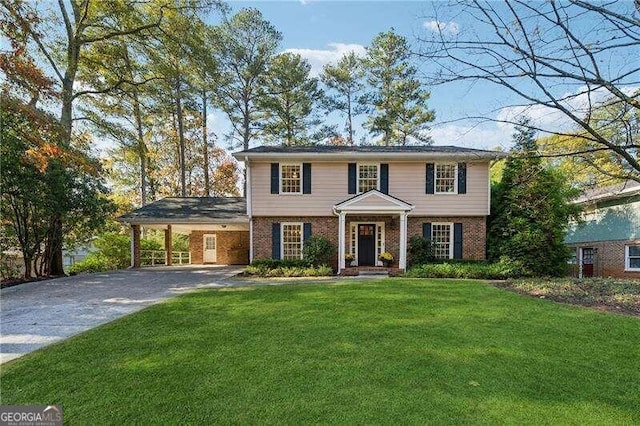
[213, 8, 282, 150]
[488, 118, 581, 277]
[259, 53, 323, 146]
[321, 52, 366, 145]
[362, 30, 435, 145]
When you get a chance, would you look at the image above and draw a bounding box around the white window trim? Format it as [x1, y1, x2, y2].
[431, 222, 454, 259]
[279, 163, 303, 195]
[281, 222, 304, 260]
[357, 163, 380, 194]
[349, 221, 385, 266]
[625, 245, 640, 271]
[434, 163, 458, 195]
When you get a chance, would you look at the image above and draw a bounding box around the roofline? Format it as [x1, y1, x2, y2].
[334, 189, 414, 211]
[233, 151, 506, 161]
[117, 217, 249, 225]
[574, 185, 640, 205]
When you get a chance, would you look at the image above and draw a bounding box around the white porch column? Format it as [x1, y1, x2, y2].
[399, 212, 408, 270]
[338, 212, 346, 272]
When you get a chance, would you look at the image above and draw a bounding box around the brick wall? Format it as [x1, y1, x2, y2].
[252, 215, 488, 269]
[189, 231, 250, 265]
[407, 216, 486, 260]
[253, 217, 340, 268]
[568, 239, 640, 279]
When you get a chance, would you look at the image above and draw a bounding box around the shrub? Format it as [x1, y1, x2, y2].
[407, 236, 435, 266]
[405, 257, 526, 280]
[303, 236, 336, 267]
[68, 255, 114, 275]
[242, 260, 333, 277]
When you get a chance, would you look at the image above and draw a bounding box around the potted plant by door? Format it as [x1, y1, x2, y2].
[345, 253, 355, 266]
[379, 252, 393, 267]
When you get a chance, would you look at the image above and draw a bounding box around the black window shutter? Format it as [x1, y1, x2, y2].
[302, 163, 311, 194]
[380, 163, 389, 194]
[426, 163, 435, 194]
[272, 223, 281, 259]
[270, 163, 279, 194]
[303, 223, 312, 241]
[457, 162, 467, 194]
[453, 223, 463, 259]
[348, 163, 357, 194]
[423, 223, 432, 240]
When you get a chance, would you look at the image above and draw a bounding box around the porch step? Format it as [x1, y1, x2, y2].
[357, 270, 389, 277]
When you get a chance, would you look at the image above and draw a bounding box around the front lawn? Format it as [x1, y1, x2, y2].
[2, 279, 639, 424]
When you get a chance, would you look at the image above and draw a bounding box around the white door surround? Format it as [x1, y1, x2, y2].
[203, 234, 217, 263]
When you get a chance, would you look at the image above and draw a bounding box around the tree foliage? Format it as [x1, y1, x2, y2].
[362, 30, 435, 146]
[417, 0, 639, 181]
[259, 53, 323, 146]
[488, 118, 581, 277]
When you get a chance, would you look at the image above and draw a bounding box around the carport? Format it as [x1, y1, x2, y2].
[118, 197, 249, 267]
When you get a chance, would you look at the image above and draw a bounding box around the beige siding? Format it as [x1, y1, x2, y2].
[250, 161, 489, 216]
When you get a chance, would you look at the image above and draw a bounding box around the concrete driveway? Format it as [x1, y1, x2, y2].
[0, 266, 242, 364]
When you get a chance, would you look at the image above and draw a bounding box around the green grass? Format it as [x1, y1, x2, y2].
[2, 279, 639, 424]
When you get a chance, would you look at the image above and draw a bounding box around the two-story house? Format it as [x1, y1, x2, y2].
[120, 145, 503, 273]
[232, 145, 503, 272]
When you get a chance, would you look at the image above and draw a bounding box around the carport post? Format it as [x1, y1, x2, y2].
[131, 224, 141, 268]
[165, 225, 173, 266]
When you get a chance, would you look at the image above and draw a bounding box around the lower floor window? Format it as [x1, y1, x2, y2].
[626, 245, 640, 270]
[431, 223, 453, 259]
[282, 223, 303, 260]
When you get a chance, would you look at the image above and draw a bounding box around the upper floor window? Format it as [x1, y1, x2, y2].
[435, 164, 456, 193]
[280, 164, 301, 194]
[282, 223, 303, 260]
[626, 245, 640, 271]
[358, 164, 379, 193]
[431, 223, 453, 259]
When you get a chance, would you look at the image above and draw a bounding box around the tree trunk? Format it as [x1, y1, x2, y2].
[202, 89, 210, 196]
[347, 91, 354, 145]
[242, 100, 251, 196]
[175, 74, 187, 197]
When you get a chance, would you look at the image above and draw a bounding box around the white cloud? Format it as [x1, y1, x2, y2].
[423, 20, 460, 35]
[430, 123, 510, 150]
[284, 43, 366, 76]
[496, 85, 639, 134]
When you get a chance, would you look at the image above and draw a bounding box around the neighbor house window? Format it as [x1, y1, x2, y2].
[358, 164, 379, 193]
[431, 223, 453, 259]
[435, 163, 456, 193]
[280, 164, 302, 194]
[282, 223, 303, 260]
[626, 245, 640, 271]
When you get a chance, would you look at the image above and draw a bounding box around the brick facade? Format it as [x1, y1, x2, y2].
[189, 231, 250, 265]
[252, 215, 487, 269]
[407, 216, 486, 260]
[567, 239, 640, 279]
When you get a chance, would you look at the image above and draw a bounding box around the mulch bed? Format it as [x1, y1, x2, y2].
[494, 278, 640, 317]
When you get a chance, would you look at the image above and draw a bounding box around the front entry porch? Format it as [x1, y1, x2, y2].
[334, 190, 414, 274]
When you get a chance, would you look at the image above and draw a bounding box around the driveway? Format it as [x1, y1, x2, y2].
[0, 266, 242, 364]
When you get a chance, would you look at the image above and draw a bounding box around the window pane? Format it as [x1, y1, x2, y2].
[358, 164, 378, 193]
[281, 165, 301, 193]
[431, 224, 452, 259]
[628, 246, 640, 256]
[630, 258, 640, 269]
[435, 164, 456, 193]
[282, 224, 302, 260]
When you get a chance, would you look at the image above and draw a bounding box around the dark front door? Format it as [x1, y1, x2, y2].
[358, 224, 376, 266]
[582, 247, 594, 277]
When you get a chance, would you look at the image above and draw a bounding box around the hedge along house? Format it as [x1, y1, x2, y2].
[232, 145, 505, 273]
[118, 197, 249, 267]
[565, 180, 640, 279]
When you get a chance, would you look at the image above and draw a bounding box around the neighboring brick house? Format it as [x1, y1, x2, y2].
[565, 180, 640, 279]
[232, 145, 503, 273]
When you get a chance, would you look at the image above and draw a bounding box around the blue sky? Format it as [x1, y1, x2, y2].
[207, 0, 521, 150]
[204, 0, 638, 152]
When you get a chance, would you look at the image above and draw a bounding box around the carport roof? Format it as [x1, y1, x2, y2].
[118, 197, 248, 224]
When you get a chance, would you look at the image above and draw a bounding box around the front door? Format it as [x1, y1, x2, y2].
[203, 234, 217, 263]
[581, 247, 594, 278]
[358, 224, 376, 266]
